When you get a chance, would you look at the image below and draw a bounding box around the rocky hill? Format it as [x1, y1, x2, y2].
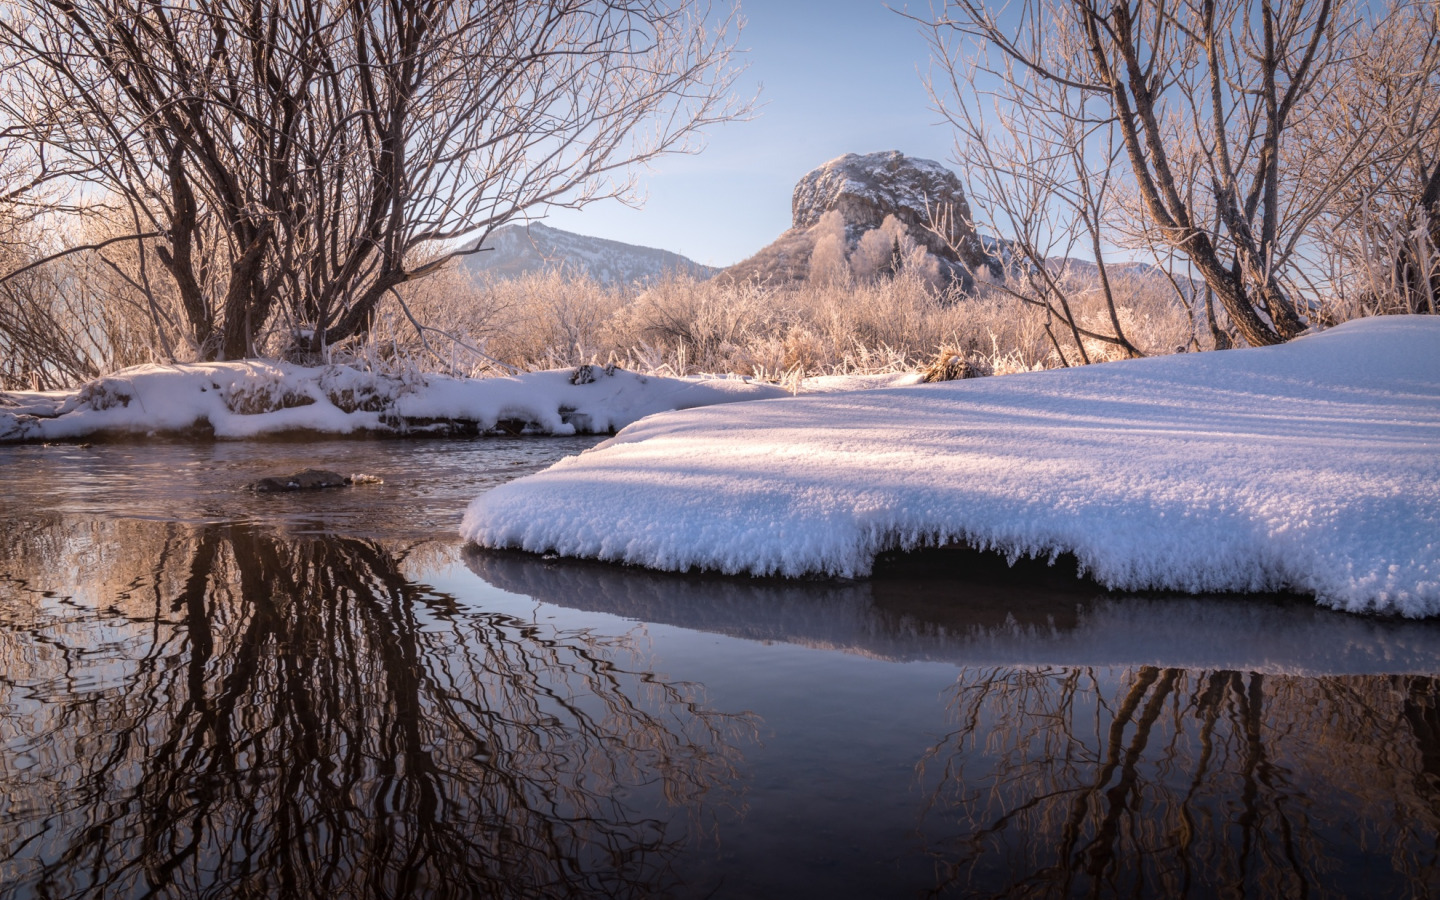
[460, 222, 717, 286]
[719, 151, 999, 287]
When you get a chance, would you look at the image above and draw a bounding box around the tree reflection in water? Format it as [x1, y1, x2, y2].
[919, 666, 1440, 898]
[0, 524, 751, 899]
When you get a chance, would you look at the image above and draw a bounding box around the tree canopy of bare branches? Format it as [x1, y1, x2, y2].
[1305, 0, 1440, 316]
[0, 0, 743, 362]
[921, 0, 1439, 347]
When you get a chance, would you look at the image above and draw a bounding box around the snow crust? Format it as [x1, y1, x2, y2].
[798, 372, 925, 393]
[0, 361, 788, 442]
[463, 316, 1440, 616]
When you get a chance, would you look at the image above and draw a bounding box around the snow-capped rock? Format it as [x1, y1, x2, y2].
[460, 221, 716, 286]
[792, 151, 990, 266]
[721, 151, 998, 286]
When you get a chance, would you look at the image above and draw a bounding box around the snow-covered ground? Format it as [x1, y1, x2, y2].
[0, 362, 794, 441]
[463, 316, 1440, 617]
[0, 360, 925, 444]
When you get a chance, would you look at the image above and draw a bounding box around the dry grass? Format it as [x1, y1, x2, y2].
[9, 247, 1375, 391]
[382, 264, 1210, 381]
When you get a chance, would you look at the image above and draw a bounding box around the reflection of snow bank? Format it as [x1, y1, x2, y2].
[0, 361, 787, 442]
[463, 317, 1440, 616]
[466, 550, 1440, 675]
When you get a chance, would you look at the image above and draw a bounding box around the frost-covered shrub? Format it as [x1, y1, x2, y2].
[355, 256, 1216, 382]
[807, 211, 851, 287]
[848, 215, 943, 290]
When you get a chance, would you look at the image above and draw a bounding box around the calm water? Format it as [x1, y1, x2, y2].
[3, 438, 1440, 898]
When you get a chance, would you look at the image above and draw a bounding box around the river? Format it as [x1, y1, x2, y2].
[2, 437, 1439, 898]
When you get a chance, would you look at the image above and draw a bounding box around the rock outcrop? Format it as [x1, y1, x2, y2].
[719, 151, 999, 287]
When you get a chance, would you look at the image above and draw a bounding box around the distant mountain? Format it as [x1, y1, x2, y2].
[459, 222, 717, 286]
[1044, 256, 1198, 299]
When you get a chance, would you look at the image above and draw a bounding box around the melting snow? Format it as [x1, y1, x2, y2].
[463, 316, 1440, 616]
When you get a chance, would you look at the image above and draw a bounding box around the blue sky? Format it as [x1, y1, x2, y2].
[542, 2, 959, 267]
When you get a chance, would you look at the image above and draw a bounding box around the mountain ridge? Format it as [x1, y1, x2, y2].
[460, 222, 717, 286]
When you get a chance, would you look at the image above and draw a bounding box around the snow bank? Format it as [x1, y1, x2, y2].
[463, 316, 1440, 616]
[0, 361, 788, 442]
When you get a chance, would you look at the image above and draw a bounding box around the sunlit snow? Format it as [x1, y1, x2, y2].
[463, 316, 1440, 616]
[0, 361, 789, 441]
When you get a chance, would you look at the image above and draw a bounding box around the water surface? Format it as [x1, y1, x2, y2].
[3, 438, 1439, 898]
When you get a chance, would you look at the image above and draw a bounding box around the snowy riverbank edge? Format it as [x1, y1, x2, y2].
[463, 316, 1440, 617]
[0, 362, 858, 442]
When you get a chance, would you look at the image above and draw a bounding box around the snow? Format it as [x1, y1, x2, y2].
[799, 372, 925, 393]
[0, 361, 789, 442]
[462, 316, 1440, 617]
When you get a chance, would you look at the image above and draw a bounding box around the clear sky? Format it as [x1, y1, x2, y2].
[541, 1, 960, 268]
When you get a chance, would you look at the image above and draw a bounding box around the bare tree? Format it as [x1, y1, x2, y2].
[922, 17, 1144, 365]
[1304, 0, 1440, 317]
[920, 0, 1394, 347]
[0, 0, 744, 362]
[0, 184, 168, 389]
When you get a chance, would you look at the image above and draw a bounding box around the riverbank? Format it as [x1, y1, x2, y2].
[0, 361, 806, 442]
